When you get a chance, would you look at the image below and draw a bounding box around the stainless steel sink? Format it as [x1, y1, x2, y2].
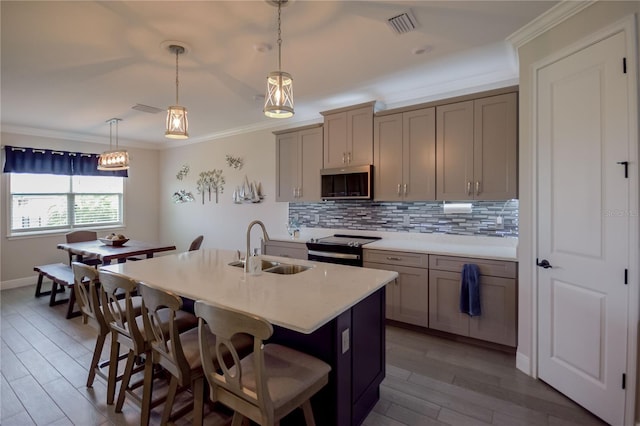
[228, 260, 281, 269]
[228, 260, 311, 275]
[263, 264, 311, 275]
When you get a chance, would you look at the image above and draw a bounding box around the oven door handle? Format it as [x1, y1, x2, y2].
[308, 250, 361, 261]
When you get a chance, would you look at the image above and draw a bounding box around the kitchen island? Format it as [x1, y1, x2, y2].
[102, 248, 398, 426]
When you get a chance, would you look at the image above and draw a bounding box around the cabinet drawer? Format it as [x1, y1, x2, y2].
[429, 255, 516, 279]
[363, 249, 428, 268]
[263, 241, 308, 260]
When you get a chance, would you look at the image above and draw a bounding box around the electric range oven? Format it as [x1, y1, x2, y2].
[306, 234, 381, 267]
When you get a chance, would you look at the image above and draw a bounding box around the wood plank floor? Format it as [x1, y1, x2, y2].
[1, 284, 606, 426]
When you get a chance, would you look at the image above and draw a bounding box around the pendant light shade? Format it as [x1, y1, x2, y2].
[98, 118, 129, 171]
[165, 44, 189, 139]
[264, 0, 294, 118]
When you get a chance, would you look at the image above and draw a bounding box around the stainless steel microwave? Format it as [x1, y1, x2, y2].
[321, 165, 372, 200]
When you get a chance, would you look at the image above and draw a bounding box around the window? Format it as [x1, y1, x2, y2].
[9, 173, 124, 233]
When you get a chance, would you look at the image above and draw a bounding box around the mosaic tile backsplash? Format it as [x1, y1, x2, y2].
[289, 200, 518, 237]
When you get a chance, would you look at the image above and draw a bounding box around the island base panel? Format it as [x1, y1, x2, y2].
[271, 287, 385, 426]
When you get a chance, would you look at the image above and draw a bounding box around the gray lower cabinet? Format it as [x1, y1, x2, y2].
[262, 240, 308, 260]
[364, 250, 429, 327]
[428, 255, 517, 347]
[364, 249, 517, 347]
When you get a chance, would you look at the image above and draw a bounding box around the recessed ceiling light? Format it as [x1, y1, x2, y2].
[412, 45, 433, 55]
[253, 43, 272, 53]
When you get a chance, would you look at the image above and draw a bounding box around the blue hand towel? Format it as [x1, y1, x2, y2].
[460, 264, 481, 317]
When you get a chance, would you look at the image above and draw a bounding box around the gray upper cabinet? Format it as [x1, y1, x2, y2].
[373, 107, 436, 201]
[275, 124, 323, 202]
[436, 92, 517, 201]
[321, 102, 375, 168]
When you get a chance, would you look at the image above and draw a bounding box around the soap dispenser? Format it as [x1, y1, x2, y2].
[248, 248, 262, 276]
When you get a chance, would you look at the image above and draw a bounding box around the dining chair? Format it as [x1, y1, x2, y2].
[72, 262, 142, 391]
[189, 235, 204, 251]
[138, 283, 252, 425]
[99, 270, 198, 426]
[194, 301, 331, 426]
[66, 230, 101, 266]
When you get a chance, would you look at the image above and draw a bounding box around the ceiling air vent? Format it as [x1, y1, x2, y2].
[131, 103, 164, 114]
[387, 10, 418, 35]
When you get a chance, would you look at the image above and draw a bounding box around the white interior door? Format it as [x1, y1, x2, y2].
[537, 30, 630, 425]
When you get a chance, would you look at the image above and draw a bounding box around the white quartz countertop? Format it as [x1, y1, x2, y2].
[270, 229, 518, 261]
[101, 248, 397, 334]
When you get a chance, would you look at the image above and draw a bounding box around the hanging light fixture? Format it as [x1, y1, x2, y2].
[264, 0, 294, 118]
[165, 44, 189, 139]
[98, 118, 129, 171]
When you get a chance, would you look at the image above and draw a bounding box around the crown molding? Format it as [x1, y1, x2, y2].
[507, 0, 596, 49]
[1, 124, 159, 150]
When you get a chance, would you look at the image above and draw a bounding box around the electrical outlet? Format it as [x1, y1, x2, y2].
[403, 214, 410, 226]
[314, 214, 320, 223]
[341, 328, 350, 354]
[496, 216, 504, 229]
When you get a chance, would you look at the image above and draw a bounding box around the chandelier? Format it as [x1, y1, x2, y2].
[264, 0, 294, 118]
[165, 44, 189, 139]
[98, 118, 129, 171]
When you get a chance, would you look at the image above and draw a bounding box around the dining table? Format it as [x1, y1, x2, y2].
[57, 239, 176, 265]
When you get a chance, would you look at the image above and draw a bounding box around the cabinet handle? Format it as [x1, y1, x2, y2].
[397, 184, 401, 196]
[403, 184, 407, 195]
[293, 188, 297, 198]
[342, 152, 346, 164]
[475, 181, 480, 196]
[298, 187, 302, 197]
[467, 181, 472, 196]
[386, 256, 401, 261]
[347, 152, 352, 164]
[394, 278, 399, 286]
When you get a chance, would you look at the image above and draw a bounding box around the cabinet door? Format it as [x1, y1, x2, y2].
[323, 112, 347, 168]
[436, 101, 474, 201]
[276, 132, 299, 202]
[469, 275, 517, 346]
[404, 107, 436, 201]
[373, 114, 403, 200]
[298, 127, 323, 201]
[364, 262, 428, 327]
[428, 269, 469, 335]
[473, 93, 518, 200]
[393, 264, 429, 327]
[347, 106, 374, 166]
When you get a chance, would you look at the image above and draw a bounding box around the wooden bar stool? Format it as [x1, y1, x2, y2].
[138, 283, 252, 425]
[99, 270, 198, 426]
[71, 262, 141, 390]
[195, 301, 331, 426]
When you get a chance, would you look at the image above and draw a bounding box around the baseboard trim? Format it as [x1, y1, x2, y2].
[516, 351, 531, 375]
[1, 276, 36, 291]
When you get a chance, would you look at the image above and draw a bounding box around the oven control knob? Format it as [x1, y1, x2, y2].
[309, 238, 318, 243]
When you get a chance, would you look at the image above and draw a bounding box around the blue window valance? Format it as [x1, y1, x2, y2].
[3, 146, 128, 177]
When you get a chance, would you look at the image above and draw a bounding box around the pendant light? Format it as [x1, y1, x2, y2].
[264, 0, 294, 118]
[98, 118, 129, 171]
[165, 44, 189, 139]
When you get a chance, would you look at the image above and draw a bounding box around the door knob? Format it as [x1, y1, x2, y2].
[536, 258, 553, 269]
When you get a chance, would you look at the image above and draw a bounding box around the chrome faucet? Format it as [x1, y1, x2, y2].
[245, 220, 270, 272]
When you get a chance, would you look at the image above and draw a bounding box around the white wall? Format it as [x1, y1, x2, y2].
[0, 132, 161, 286]
[158, 128, 289, 256]
[516, 0, 640, 377]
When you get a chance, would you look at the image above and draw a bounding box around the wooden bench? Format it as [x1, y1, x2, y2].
[34, 263, 82, 319]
